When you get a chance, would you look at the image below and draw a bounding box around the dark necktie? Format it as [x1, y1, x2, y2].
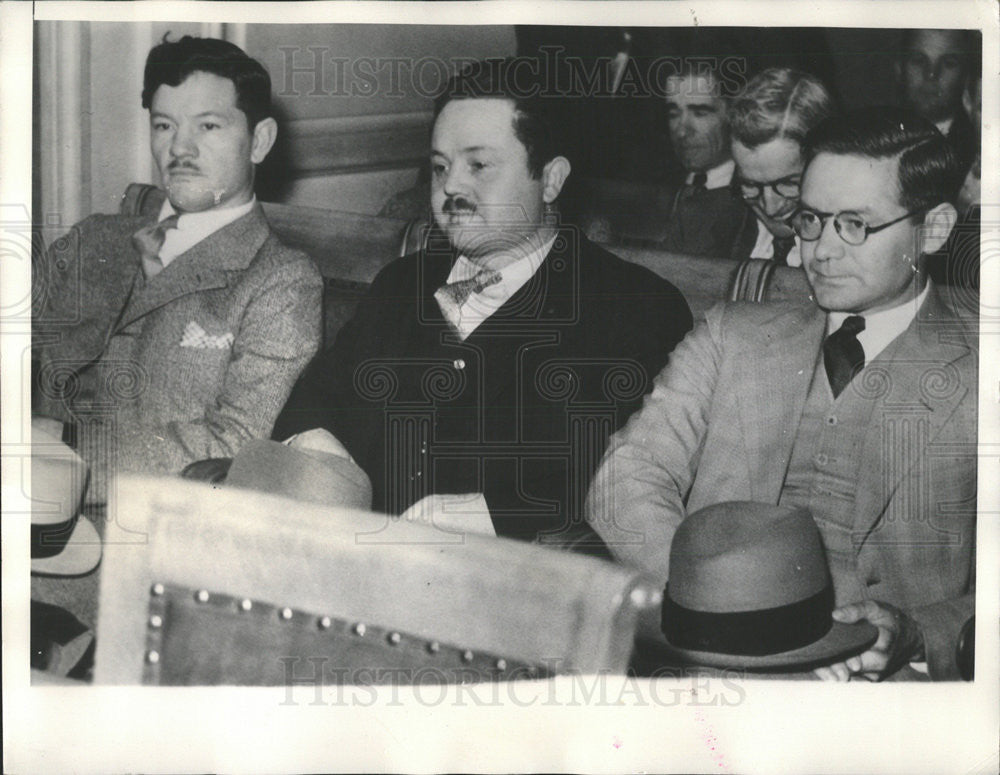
[823, 315, 866, 398]
[132, 214, 180, 279]
[771, 235, 796, 265]
[687, 171, 708, 197]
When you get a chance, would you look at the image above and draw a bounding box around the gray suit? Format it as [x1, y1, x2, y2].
[33, 204, 323, 488]
[586, 286, 977, 679]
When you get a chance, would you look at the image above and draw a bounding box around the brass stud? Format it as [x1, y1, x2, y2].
[387, 631, 402, 646]
[353, 622, 367, 636]
[462, 649, 474, 663]
[146, 650, 160, 664]
[280, 607, 293, 620]
[151, 583, 165, 596]
[195, 590, 210, 603]
[427, 641, 440, 654]
[318, 616, 332, 630]
[239, 598, 253, 612]
[148, 614, 163, 629]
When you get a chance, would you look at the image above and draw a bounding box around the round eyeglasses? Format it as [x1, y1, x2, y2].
[790, 208, 923, 246]
[736, 176, 801, 202]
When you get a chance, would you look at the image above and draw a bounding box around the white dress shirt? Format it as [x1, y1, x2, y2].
[685, 158, 736, 190]
[440, 233, 557, 340]
[749, 217, 802, 267]
[827, 281, 931, 362]
[155, 197, 256, 268]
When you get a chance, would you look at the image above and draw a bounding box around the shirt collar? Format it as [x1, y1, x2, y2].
[685, 158, 735, 190]
[155, 197, 256, 265]
[447, 232, 557, 289]
[827, 281, 931, 362]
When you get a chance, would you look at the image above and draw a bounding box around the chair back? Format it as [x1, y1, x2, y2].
[95, 476, 659, 685]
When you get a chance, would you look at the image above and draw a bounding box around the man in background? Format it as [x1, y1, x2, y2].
[32, 36, 322, 501]
[728, 67, 837, 266]
[276, 60, 692, 551]
[897, 28, 979, 174]
[659, 61, 753, 258]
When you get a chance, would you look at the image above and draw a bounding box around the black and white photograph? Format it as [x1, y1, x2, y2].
[3, 1, 998, 772]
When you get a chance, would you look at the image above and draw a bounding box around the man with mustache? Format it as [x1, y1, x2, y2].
[587, 108, 976, 680]
[276, 60, 692, 550]
[32, 36, 322, 498]
[659, 61, 753, 259]
[728, 68, 837, 266]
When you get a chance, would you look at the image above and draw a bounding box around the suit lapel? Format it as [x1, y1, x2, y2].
[736, 303, 826, 501]
[116, 204, 269, 332]
[851, 287, 975, 546]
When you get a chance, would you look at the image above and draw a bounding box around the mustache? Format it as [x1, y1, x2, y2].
[167, 160, 201, 174]
[443, 196, 476, 215]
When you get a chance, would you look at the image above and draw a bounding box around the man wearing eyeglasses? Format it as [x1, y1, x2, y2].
[728, 68, 837, 266]
[586, 107, 976, 681]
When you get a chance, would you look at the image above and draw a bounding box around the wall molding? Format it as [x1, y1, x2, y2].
[281, 110, 433, 175]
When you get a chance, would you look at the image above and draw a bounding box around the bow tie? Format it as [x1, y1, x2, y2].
[132, 214, 180, 279]
[434, 268, 503, 334]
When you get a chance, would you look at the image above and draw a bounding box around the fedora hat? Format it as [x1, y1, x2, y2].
[225, 439, 373, 511]
[660, 502, 877, 670]
[31, 422, 101, 577]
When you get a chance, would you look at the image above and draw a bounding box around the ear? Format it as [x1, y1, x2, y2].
[962, 85, 974, 118]
[541, 156, 571, 204]
[250, 117, 278, 165]
[918, 202, 957, 255]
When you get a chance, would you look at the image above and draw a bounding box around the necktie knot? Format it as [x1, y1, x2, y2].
[771, 235, 796, 265]
[823, 315, 866, 398]
[435, 268, 503, 335]
[132, 214, 180, 279]
[688, 171, 708, 194]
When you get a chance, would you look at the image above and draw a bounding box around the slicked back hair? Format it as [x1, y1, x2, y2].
[142, 35, 272, 129]
[804, 106, 964, 212]
[434, 59, 558, 179]
[730, 67, 837, 149]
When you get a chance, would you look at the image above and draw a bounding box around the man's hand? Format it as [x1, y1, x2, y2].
[814, 600, 924, 682]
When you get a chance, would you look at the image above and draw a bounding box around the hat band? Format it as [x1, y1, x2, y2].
[31, 515, 78, 560]
[662, 584, 834, 657]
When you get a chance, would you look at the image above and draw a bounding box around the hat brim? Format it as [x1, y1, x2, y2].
[31, 517, 102, 577]
[660, 620, 879, 671]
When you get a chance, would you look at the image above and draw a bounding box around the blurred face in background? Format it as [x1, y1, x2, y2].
[665, 72, 731, 173]
[898, 29, 969, 123]
[732, 136, 804, 239]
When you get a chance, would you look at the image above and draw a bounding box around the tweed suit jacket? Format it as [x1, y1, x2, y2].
[274, 234, 693, 545]
[32, 204, 323, 483]
[586, 286, 977, 679]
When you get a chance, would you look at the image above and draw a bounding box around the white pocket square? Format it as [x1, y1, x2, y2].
[180, 321, 234, 350]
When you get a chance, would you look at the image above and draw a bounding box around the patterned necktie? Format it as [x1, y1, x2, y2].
[823, 315, 866, 398]
[771, 235, 796, 265]
[434, 268, 502, 332]
[132, 214, 180, 279]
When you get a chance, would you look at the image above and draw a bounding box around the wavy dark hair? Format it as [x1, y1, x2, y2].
[805, 106, 964, 211]
[141, 35, 272, 129]
[434, 58, 558, 179]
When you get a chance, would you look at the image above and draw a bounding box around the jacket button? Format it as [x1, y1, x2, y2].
[814, 453, 828, 467]
[453, 359, 465, 370]
[826, 415, 838, 426]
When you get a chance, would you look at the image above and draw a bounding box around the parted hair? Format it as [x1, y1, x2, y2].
[730, 68, 837, 149]
[142, 35, 272, 129]
[805, 106, 964, 211]
[434, 58, 558, 179]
